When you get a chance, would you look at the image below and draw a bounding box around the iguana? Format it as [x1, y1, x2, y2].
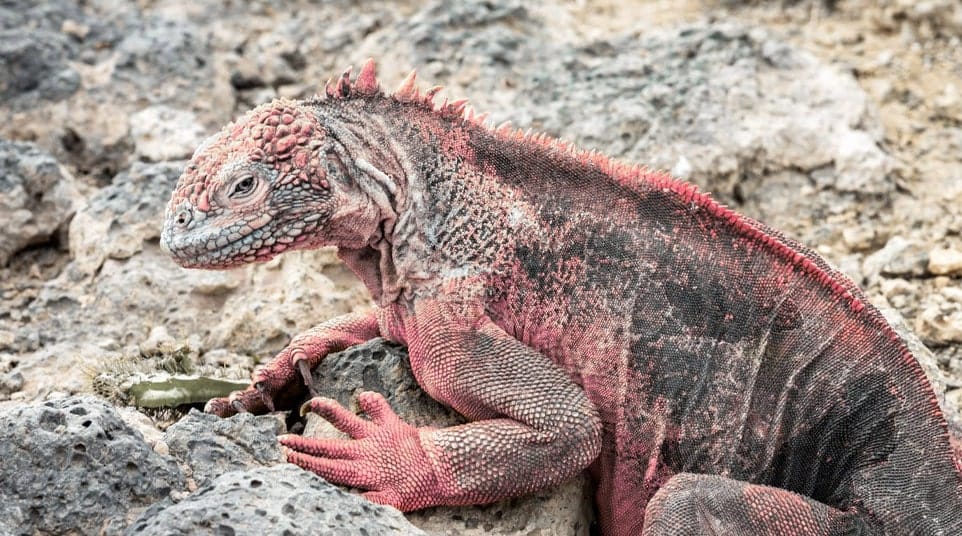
[161, 59, 962, 535]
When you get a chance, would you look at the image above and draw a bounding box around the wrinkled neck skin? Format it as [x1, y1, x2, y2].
[319, 102, 516, 309]
[316, 106, 414, 305]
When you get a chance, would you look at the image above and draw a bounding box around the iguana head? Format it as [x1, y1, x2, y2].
[161, 59, 487, 269]
[160, 97, 343, 268]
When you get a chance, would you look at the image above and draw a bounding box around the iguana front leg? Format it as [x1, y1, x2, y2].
[642, 473, 868, 535]
[206, 310, 380, 416]
[280, 297, 604, 510]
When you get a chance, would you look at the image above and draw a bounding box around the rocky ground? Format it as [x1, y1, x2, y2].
[1, 0, 960, 534]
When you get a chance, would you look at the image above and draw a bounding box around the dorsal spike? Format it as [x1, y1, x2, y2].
[423, 86, 443, 106]
[473, 112, 490, 125]
[324, 77, 336, 98]
[394, 70, 418, 102]
[447, 98, 469, 117]
[464, 105, 475, 121]
[334, 66, 352, 98]
[496, 120, 512, 133]
[355, 58, 379, 95]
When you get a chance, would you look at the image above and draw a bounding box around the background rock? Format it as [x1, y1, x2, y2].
[127, 464, 426, 536]
[162, 411, 285, 488]
[510, 23, 891, 246]
[0, 140, 84, 265]
[130, 106, 207, 162]
[0, 29, 79, 108]
[0, 396, 184, 534]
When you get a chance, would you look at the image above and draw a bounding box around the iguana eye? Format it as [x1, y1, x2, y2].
[230, 175, 256, 198]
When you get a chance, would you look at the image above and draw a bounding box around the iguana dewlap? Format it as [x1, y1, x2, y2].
[161, 60, 962, 535]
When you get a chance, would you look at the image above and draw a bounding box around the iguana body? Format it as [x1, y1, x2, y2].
[161, 60, 962, 535]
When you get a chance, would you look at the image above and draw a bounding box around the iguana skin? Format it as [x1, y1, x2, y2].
[161, 60, 962, 535]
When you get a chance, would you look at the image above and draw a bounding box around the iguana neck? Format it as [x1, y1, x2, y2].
[324, 100, 516, 305]
[311, 104, 405, 304]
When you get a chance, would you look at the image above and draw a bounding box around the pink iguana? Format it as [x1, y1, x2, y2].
[161, 60, 962, 535]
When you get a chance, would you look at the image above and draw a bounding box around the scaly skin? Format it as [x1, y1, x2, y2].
[161, 60, 962, 535]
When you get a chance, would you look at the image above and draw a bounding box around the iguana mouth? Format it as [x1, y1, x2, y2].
[161, 201, 281, 269]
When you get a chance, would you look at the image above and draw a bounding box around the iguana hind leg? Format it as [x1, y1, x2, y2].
[642, 473, 870, 536]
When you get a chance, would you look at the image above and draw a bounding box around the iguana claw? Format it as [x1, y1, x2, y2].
[230, 398, 248, 414]
[297, 360, 319, 397]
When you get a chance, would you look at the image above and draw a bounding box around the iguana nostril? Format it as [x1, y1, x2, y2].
[175, 208, 192, 227]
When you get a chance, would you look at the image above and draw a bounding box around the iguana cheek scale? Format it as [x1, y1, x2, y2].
[161, 59, 962, 535]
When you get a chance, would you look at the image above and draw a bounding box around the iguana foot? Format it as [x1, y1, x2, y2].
[279, 392, 438, 511]
[205, 347, 315, 417]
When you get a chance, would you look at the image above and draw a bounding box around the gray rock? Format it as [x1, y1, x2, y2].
[112, 17, 215, 96]
[0, 0, 88, 32]
[0, 370, 23, 397]
[390, 0, 540, 79]
[309, 339, 594, 535]
[69, 160, 184, 275]
[163, 410, 285, 487]
[126, 464, 426, 536]
[509, 23, 891, 244]
[0, 5, 229, 183]
[0, 29, 79, 108]
[862, 235, 911, 283]
[0, 395, 185, 535]
[0, 140, 83, 265]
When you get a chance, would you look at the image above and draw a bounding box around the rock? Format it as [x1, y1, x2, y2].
[384, 0, 543, 98]
[69, 160, 184, 275]
[915, 291, 962, 345]
[510, 23, 892, 244]
[0, 370, 24, 397]
[126, 464, 426, 536]
[879, 277, 918, 311]
[113, 17, 216, 99]
[232, 31, 304, 90]
[870, 0, 962, 38]
[928, 246, 962, 276]
[934, 83, 962, 123]
[163, 410, 285, 487]
[412, 479, 593, 536]
[60, 18, 90, 40]
[0, 140, 83, 265]
[0, 395, 185, 535]
[309, 339, 594, 535]
[0, 29, 79, 108]
[841, 225, 880, 252]
[862, 236, 930, 281]
[205, 249, 370, 355]
[130, 106, 208, 162]
[0, 5, 231, 183]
